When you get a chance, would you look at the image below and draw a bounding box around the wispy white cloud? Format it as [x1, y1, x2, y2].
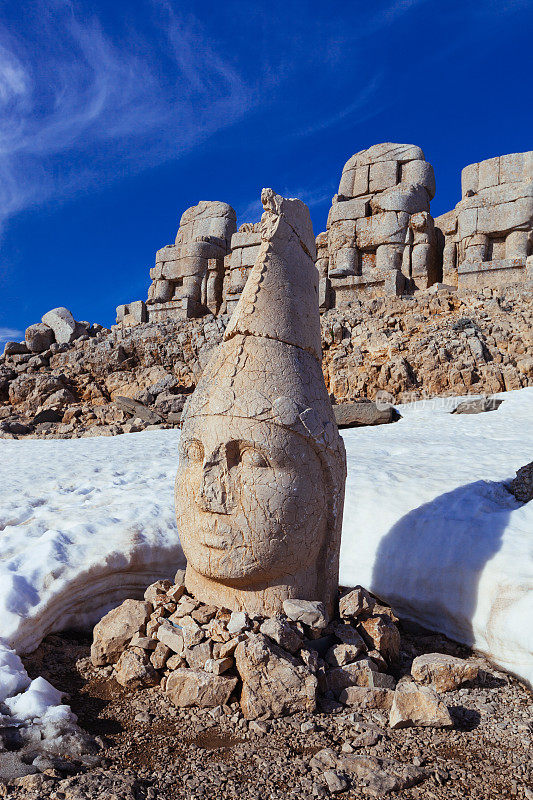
[0, 327, 23, 346]
[0, 0, 258, 232]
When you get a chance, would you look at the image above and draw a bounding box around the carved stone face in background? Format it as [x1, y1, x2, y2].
[176, 415, 326, 587]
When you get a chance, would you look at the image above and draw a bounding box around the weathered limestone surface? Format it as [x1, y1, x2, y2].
[389, 681, 453, 729]
[411, 652, 478, 692]
[435, 151, 533, 289]
[175, 189, 347, 617]
[222, 222, 262, 316]
[235, 633, 317, 719]
[90, 599, 152, 666]
[323, 143, 438, 305]
[146, 201, 237, 322]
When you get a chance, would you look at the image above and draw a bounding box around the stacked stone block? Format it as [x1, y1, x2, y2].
[435, 151, 533, 289]
[222, 223, 262, 316]
[146, 201, 237, 322]
[322, 143, 438, 307]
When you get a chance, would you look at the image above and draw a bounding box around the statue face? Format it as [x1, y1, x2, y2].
[175, 415, 326, 587]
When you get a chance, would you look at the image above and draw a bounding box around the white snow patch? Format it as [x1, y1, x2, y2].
[0, 387, 531, 721]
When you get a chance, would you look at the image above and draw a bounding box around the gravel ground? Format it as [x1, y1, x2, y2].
[1, 625, 530, 800]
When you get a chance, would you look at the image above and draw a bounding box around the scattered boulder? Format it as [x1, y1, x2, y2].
[339, 586, 376, 619]
[452, 396, 503, 414]
[3, 341, 28, 356]
[283, 599, 328, 629]
[115, 649, 159, 688]
[389, 681, 453, 729]
[235, 633, 317, 719]
[166, 668, 237, 708]
[41, 307, 77, 345]
[339, 686, 394, 710]
[25, 323, 54, 353]
[336, 754, 426, 795]
[508, 461, 533, 503]
[90, 599, 152, 666]
[357, 614, 401, 664]
[114, 396, 163, 424]
[333, 401, 400, 428]
[411, 652, 478, 692]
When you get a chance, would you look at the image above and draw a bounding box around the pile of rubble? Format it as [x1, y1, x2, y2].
[91, 574, 478, 732]
[1, 282, 532, 439]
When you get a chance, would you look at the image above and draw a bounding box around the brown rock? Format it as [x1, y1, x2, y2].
[389, 681, 453, 729]
[333, 401, 399, 428]
[144, 579, 172, 606]
[115, 649, 159, 688]
[339, 586, 376, 619]
[150, 641, 171, 670]
[235, 633, 317, 719]
[339, 686, 394, 711]
[411, 653, 478, 692]
[90, 599, 152, 666]
[166, 668, 237, 708]
[357, 614, 400, 663]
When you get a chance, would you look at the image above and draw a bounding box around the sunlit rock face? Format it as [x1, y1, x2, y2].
[175, 188, 347, 617]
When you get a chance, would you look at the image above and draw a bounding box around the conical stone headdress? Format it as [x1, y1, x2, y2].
[180, 188, 347, 615]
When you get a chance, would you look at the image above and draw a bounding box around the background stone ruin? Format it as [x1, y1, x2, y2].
[435, 151, 533, 290]
[116, 145, 533, 325]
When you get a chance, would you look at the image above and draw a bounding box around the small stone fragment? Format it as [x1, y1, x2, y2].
[227, 610, 250, 634]
[326, 643, 364, 667]
[184, 640, 212, 670]
[339, 586, 376, 619]
[150, 642, 171, 670]
[156, 620, 184, 654]
[204, 657, 233, 675]
[115, 650, 159, 688]
[192, 604, 218, 624]
[144, 580, 172, 606]
[339, 686, 394, 711]
[259, 617, 303, 653]
[389, 682, 454, 729]
[357, 614, 400, 663]
[283, 599, 328, 629]
[411, 653, 479, 692]
[179, 615, 205, 647]
[323, 770, 349, 793]
[91, 599, 152, 666]
[166, 668, 238, 708]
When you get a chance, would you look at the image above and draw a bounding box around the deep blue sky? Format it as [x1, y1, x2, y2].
[0, 0, 531, 341]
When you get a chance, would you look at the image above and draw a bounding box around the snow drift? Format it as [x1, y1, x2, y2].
[0, 388, 531, 721]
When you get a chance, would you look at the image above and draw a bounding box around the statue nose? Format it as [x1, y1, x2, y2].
[196, 460, 233, 514]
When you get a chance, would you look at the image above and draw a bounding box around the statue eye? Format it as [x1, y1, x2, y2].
[240, 448, 268, 468]
[184, 440, 204, 463]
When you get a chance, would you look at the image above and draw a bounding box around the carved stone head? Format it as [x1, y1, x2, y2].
[175, 189, 347, 617]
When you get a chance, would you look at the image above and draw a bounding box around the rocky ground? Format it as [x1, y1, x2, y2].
[1, 622, 530, 800]
[1, 283, 532, 439]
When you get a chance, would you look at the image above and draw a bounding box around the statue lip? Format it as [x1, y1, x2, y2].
[199, 531, 230, 549]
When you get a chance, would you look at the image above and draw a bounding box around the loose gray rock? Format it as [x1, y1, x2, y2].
[333, 401, 399, 428]
[452, 396, 503, 414]
[25, 323, 54, 353]
[41, 307, 77, 345]
[411, 652, 479, 692]
[90, 599, 152, 666]
[166, 668, 238, 708]
[508, 461, 533, 503]
[389, 681, 454, 729]
[283, 599, 328, 629]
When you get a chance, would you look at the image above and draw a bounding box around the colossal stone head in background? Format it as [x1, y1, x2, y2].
[175, 189, 347, 617]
